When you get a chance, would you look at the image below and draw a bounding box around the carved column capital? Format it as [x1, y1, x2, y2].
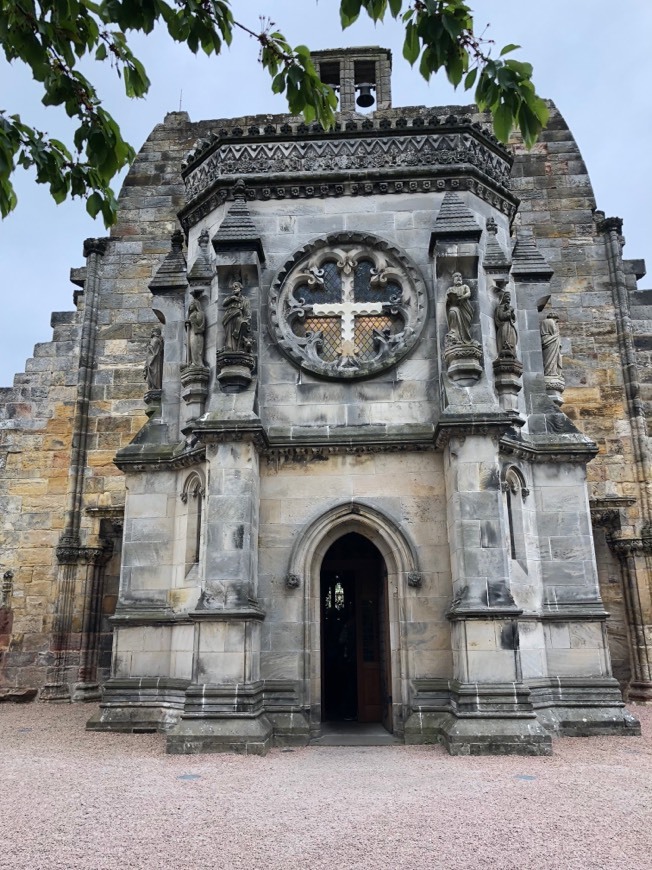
[83, 237, 109, 257]
[596, 216, 623, 236]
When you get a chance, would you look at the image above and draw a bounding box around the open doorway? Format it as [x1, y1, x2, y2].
[320, 532, 392, 731]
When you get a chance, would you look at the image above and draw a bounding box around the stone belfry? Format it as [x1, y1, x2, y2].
[1, 47, 649, 752]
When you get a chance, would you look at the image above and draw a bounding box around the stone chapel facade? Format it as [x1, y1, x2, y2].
[1, 47, 650, 755]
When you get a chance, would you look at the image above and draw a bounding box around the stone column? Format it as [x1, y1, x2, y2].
[437, 428, 551, 755]
[42, 237, 108, 701]
[166, 433, 271, 754]
[598, 215, 652, 701]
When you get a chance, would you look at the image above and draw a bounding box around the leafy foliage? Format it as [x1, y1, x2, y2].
[0, 0, 548, 227]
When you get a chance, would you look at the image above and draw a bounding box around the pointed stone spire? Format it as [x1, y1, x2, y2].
[149, 229, 188, 294]
[212, 179, 265, 262]
[188, 228, 214, 282]
[429, 191, 482, 251]
[511, 228, 553, 281]
[483, 216, 511, 271]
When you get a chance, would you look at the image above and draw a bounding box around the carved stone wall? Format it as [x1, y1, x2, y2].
[0, 96, 649, 729]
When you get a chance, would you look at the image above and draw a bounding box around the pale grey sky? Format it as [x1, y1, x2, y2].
[1, 0, 650, 387]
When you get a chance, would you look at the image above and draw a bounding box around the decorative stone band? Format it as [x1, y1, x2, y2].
[182, 114, 510, 172]
[608, 535, 652, 556]
[434, 411, 524, 449]
[178, 122, 517, 229]
[55, 542, 113, 566]
[590, 497, 635, 532]
[183, 124, 512, 194]
[181, 174, 518, 232]
[113, 443, 206, 473]
[499, 433, 599, 465]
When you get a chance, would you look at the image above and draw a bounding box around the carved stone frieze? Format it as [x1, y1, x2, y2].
[181, 175, 517, 231]
[183, 129, 512, 201]
[269, 232, 428, 380]
[264, 441, 434, 465]
[114, 445, 206, 473]
[55, 543, 113, 566]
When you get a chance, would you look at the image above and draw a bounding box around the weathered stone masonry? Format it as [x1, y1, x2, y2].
[0, 48, 650, 755]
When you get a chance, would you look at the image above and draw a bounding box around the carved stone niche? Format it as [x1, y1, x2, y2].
[442, 271, 483, 384]
[216, 280, 256, 393]
[269, 232, 428, 380]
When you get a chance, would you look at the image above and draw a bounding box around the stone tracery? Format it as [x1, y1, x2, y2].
[269, 232, 427, 379]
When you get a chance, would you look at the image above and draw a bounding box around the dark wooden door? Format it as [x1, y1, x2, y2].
[320, 533, 390, 728]
[355, 573, 382, 723]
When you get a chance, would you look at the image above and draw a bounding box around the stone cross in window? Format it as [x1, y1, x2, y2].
[311, 262, 383, 355]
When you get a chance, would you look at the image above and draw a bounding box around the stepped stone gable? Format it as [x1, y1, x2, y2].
[1, 47, 650, 755]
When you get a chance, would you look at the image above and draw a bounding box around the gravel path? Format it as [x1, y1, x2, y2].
[1, 703, 651, 870]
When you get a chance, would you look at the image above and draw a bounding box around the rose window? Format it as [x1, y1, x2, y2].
[269, 233, 428, 379]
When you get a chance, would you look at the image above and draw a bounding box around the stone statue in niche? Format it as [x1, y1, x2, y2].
[445, 272, 474, 344]
[443, 272, 483, 383]
[540, 311, 563, 377]
[223, 281, 252, 352]
[494, 291, 518, 358]
[143, 327, 164, 391]
[186, 297, 206, 367]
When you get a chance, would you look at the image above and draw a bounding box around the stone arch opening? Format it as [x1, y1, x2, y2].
[319, 532, 392, 729]
[288, 500, 419, 735]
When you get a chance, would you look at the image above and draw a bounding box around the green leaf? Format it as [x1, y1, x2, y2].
[464, 67, 478, 90]
[403, 21, 420, 65]
[500, 43, 521, 57]
[340, 0, 363, 27]
[86, 191, 103, 218]
[492, 102, 513, 144]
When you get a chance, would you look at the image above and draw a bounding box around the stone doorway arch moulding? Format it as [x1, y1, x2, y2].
[287, 500, 420, 736]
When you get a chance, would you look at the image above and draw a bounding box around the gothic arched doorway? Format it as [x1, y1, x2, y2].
[320, 532, 392, 731]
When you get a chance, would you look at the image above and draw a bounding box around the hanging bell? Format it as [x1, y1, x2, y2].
[355, 83, 375, 108]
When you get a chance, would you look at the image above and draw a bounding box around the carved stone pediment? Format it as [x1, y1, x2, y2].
[269, 232, 428, 380]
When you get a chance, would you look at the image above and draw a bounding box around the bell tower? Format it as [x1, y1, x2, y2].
[311, 46, 392, 112]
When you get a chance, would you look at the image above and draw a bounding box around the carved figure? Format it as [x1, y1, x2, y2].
[186, 298, 206, 367]
[445, 272, 474, 344]
[494, 291, 518, 358]
[223, 281, 252, 352]
[540, 311, 563, 377]
[143, 327, 164, 390]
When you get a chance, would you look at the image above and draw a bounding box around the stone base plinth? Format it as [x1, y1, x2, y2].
[627, 681, 652, 704]
[530, 677, 641, 736]
[72, 681, 102, 702]
[444, 352, 483, 385]
[544, 375, 565, 406]
[493, 356, 523, 412]
[40, 682, 71, 702]
[0, 687, 38, 703]
[85, 677, 189, 733]
[404, 678, 551, 755]
[216, 351, 255, 393]
[267, 711, 311, 747]
[166, 714, 273, 755]
[404, 711, 552, 755]
[165, 681, 273, 754]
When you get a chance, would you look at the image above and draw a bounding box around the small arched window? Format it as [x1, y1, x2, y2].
[502, 466, 529, 565]
[181, 472, 204, 576]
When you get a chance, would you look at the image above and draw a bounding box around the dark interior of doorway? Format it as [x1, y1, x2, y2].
[320, 532, 391, 730]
